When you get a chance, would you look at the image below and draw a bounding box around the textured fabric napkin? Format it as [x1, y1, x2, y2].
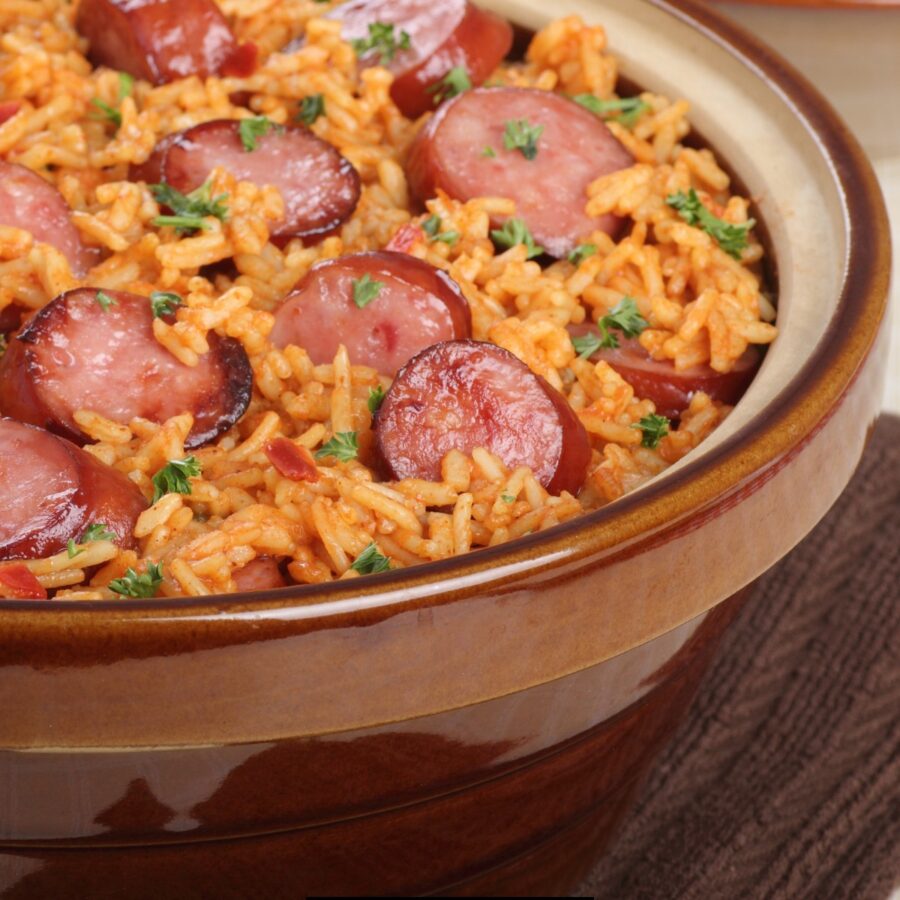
[578, 414, 900, 900]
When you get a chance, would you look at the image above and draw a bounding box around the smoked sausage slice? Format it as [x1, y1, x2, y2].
[0, 161, 93, 277]
[270, 251, 471, 375]
[155, 120, 360, 241]
[232, 557, 289, 592]
[323, 0, 512, 119]
[0, 418, 145, 562]
[375, 340, 591, 495]
[0, 288, 251, 449]
[407, 87, 634, 258]
[570, 326, 760, 419]
[75, 0, 256, 85]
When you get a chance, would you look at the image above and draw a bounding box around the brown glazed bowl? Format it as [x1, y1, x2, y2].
[0, 0, 891, 896]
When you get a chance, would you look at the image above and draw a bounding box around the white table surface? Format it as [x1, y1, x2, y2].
[715, 4, 899, 413]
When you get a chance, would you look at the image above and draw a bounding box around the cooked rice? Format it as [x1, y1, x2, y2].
[0, 3, 777, 598]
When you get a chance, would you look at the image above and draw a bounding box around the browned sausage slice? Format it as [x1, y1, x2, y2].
[0, 288, 251, 449]
[375, 340, 591, 495]
[270, 251, 471, 375]
[323, 0, 512, 119]
[407, 87, 634, 258]
[0, 161, 93, 277]
[158, 120, 360, 241]
[569, 327, 761, 419]
[232, 557, 289, 592]
[75, 0, 255, 85]
[0, 418, 145, 561]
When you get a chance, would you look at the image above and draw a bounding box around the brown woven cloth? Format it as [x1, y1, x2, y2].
[578, 414, 900, 900]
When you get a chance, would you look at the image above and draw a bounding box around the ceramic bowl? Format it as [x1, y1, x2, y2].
[0, 0, 890, 895]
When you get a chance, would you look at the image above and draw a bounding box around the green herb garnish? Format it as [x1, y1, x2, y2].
[314, 431, 359, 462]
[490, 217, 543, 259]
[118, 72, 134, 99]
[297, 93, 325, 126]
[421, 214, 458, 245]
[238, 116, 283, 152]
[95, 290, 116, 311]
[632, 413, 670, 449]
[108, 562, 163, 598]
[149, 291, 182, 318]
[151, 456, 201, 504]
[350, 22, 412, 64]
[367, 385, 385, 414]
[426, 66, 471, 104]
[351, 274, 383, 309]
[150, 180, 229, 235]
[83, 523, 117, 543]
[482, 146, 496, 158]
[572, 93, 650, 128]
[666, 188, 755, 259]
[501, 494, 515, 503]
[502, 118, 544, 160]
[90, 98, 121, 129]
[350, 542, 391, 574]
[567, 243, 598, 266]
[572, 296, 649, 357]
[67, 539, 83, 559]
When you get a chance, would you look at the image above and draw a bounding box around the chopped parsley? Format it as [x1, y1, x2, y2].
[118, 72, 134, 99]
[297, 93, 325, 126]
[238, 116, 283, 151]
[95, 290, 116, 311]
[632, 413, 670, 449]
[572, 297, 649, 357]
[501, 494, 515, 503]
[149, 291, 182, 318]
[422, 214, 459, 246]
[109, 562, 163, 598]
[666, 188, 755, 259]
[367, 384, 385, 414]
[350, 22, 411, 64]
[490, 217, 544, 259]
[482, 146, 496, 158]
[426, 66, 471, 104]
[83, 523, 117, 543]
[314, 431, 359, 462]
[150, 180, 229, 235]
[351, 274, 383, 308]
[66, 539, 83, 559]
[89, 72, 134, 132]
[350, 542, 391, 574]
[151, 456, 201, 504]
[572, 93, 650, 127]
[503, 118, 544, 160]
[567, 243, 598, 266]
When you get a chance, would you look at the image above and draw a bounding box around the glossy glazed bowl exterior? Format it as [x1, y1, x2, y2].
[0, 0, 890, 896]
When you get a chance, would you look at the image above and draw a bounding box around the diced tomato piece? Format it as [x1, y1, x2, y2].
[0, 563, 48, 600]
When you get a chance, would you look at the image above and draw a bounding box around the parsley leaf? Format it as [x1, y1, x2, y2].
[351, 274, 383, 309]
[90, 98, 122, 130]
[567, 243, 598, 266]
[367, 384, 385, 414]
[482, 146, 496, 158]
[350, 22, 412, 64]
[95, 290, 116, 311]
[314, 431, 359, 462]
[151, 456, 201, 504]
[109, 562, 163, 598]
[572, 94, 650, 127]
[572, 297, 649, 357]
[83, 523, 117, 542]
[426, 66, 471, 104]
[150, 180, 229, 235]
[632, 413, 670, 449]
[502, 118, 544, 160]
[238, 116, 282, 152]
[501, 494, 515, 503]
[297, 93, 325, 126]
[490, 218, 544, 259]
[421, 214, 458, 245]
[118, 72, 134, 99]
[149, 291, 182, 318]
[666, 188, 755, 259]
[350, 542, 391, 574]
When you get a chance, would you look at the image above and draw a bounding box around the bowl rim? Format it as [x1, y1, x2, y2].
[1, 0, 890, 621]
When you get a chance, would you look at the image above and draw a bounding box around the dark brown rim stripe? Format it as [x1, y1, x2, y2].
[0, 0, 890, 621]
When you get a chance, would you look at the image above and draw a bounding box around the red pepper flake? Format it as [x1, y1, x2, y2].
[0, 563, 47, 600]
[265, 437, 319, 482]
[385, 222, 425, 254]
